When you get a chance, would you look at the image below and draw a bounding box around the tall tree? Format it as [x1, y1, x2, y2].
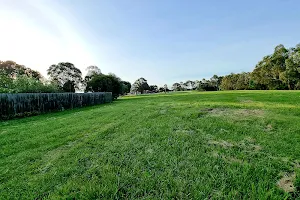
[131, 78, 150, 94]
[84, 66, 101, 82]
[149, 85, 158, 93]
[164, 84, 168, 93]
[184, 80, 194, 90]
[210, 75, 222, 90]
[172, 83, 181, 91]
[251, 45, 288, 90]
[281, 49, 300, 89]
[85, 74, 122, 99]
[47, 62, 83, 92]
[120, 81, 132, 94]
[0, 60, 41, 79]
[62, 80, 76, 93]
[179, 82, 186, 90]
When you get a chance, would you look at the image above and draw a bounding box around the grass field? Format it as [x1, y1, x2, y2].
[1, 91, 300, 199]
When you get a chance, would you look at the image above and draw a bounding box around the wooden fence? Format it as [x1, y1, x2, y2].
[0, 92, 112, 120]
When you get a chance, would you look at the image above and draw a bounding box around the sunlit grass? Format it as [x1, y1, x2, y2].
[1, 90, 300, 199]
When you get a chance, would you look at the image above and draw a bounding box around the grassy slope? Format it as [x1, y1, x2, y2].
[1, 91, 300, 199]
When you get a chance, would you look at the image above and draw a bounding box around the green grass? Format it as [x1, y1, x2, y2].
[1, 90, 300, 199]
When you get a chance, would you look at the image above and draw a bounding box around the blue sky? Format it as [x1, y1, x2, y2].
[1, 0, 300, 86]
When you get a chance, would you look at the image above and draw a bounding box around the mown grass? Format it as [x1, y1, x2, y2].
[1, 90, 300, 199]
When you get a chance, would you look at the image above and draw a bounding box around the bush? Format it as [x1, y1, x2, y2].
[11, 75, 61, 93]
[0, 75, 61, 93]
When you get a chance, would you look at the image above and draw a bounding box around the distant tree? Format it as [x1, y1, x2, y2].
[190, 80, 197, 90]
[184, 80, 194, 90]
[86, 65, 101, 76]
[149, 85, 158, 93]
[280, 48, 300, 89]
[0, 60, 42, 79]
[108, 73, 123, 98]
[131, 78, 150, 94]
[158, 87, 165, 92]
[84, 66, 101, 83]
[179, 82, 186, 91]
[220, 73, 251, 90]
[85, 74, 122, 99]
[251, 45, 288, 90]
[149, 43, 300, 91]
[193, 80, 200, 90]
[120, 81, 131, 95]
[164, 84, 168, 93]
[172, 83, 181, 91]
[210, 75, 222, 90]
[47, 62, 82, 92]
[220, 73, 238, 90]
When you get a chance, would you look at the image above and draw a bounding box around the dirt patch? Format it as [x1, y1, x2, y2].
[208, 140, 234, 148]
[277, 172, 296, 193]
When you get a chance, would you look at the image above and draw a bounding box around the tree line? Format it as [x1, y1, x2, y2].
[128, 44, 300, 94]
[1, 43, 300, 96]
[170, 43, 300, 92]
[0, 61, 131, 99]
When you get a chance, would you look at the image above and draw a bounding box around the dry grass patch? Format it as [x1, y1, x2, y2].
[250, 144, 262, 152]
[277, 172, 296, 193]
[208, 140, 234, 148]
[224, 156, 244, 164]
[265, 124, 273, 132]
[238, 138, 263, 152]
[210, 151, 245, 164]
[233, 109, 265, 117]
[201, 108, 265, 118]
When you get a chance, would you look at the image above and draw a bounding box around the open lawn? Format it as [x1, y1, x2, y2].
[1, 91, 300, 199]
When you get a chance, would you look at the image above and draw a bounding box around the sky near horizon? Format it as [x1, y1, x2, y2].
[0, 0, 300, 86]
